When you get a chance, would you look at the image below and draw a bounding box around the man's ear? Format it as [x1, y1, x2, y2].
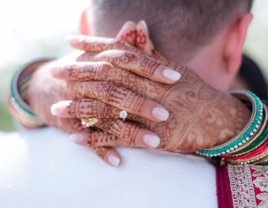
[224, 13, 253, 74]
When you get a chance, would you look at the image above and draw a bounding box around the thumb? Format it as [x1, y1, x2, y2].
[116, 21, 137, 45]
[136, 20, 165, 59]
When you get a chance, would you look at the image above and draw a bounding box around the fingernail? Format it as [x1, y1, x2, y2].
[140, 20, 149, 36]
[152, 107, 169, 121]
[108, 155, 120, 167]
[65, 35, 79, 44]
[70, 133, 85, 143]
[163, 69, 181, 82]
[143, 134, 160, 148]
[123, 21, 136, 27]
[51, 101, 71, 116]
[49, 67, 61, 76]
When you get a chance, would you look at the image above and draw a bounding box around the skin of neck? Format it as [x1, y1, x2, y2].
[170, 13, 253, 92]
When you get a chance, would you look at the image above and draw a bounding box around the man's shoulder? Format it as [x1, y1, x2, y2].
[0, 128, 217, 208]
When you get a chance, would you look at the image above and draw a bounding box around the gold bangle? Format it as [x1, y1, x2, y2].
[252, 154, 268, 165]
[225, 147, 268, 165]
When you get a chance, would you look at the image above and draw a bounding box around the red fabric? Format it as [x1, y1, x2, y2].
[250, 167, 268, 205]
[216, 165, 233, 208]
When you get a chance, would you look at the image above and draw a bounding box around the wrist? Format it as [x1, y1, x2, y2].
[198, 90, 263, 157]
[9, 58, 54, 129]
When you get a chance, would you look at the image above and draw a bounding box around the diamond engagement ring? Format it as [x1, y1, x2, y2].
[81, 118, 101, 128]
[119, 110, 128, 121]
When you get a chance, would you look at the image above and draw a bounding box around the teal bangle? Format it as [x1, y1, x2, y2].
[9, 58, 53, 128]
[228, 100, 268, 156]
[197, 90, 263, 157]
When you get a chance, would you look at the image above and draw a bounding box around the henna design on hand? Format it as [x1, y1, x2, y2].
[24, 60, 124, 165]
[93, 147, 111, 159]
[87, 131, 119, 147]
[66, 81, 165, 122]
[27, 23, 251, 154]
[66, 36, 251, 152]
[68, 98, 117, 119]
[95, 119, 139, 145]
[119, 29, 136, 46]
[136, 28, 146, 50]
[139, 56, 160, 76]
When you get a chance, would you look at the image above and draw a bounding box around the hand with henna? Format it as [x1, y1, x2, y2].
[24, 22, 155, 167]
[49, 20, 251, 154]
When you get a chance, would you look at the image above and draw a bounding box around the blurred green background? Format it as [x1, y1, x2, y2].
[0, 0, 268, 132]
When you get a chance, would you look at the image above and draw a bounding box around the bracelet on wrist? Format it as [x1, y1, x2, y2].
[226, 101, 268, 156]
[197, 89, 263, 157]
[9, 58, 54, 129]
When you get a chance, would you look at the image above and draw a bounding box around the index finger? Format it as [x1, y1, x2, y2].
[76, 51, 181, 84]
[60, 117, 122, 167]
[66, 35, 138, 54]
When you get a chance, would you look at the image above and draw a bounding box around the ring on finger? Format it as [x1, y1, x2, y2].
[119, 110, 128, 121]
[81, 118, 101, 128]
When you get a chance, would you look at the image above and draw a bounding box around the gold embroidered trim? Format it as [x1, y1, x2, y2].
[227, 164, 257, 208]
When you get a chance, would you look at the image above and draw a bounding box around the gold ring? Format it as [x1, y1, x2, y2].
[81, 118, 101, 128]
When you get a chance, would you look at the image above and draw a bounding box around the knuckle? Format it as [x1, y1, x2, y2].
[79, 37, 90, 49]
[67, 100, 77, 117]
[105, 38, 131, 51]
[64, 64, 79, 80]
[77, 52, 95, 62]
[114, 39, 125, 47]
[87, 134, 94, 147]
[121, 50, 137, 58]
[66, 81, 84, 99]
[139, 56, 160, 76]
[103, 82, 116, 95]
[97, 119, 115, 132]
[97, 62, 113, 76]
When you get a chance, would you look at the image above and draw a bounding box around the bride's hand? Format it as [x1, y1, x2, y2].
[25, 22, 154, 167]
[50, 21, 251, 153]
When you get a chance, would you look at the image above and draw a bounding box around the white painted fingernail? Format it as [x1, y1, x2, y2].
[140, 20, 149, 36]
[65, 35, 79, 44]
[108, 155, 120, 167]
[143, 134, 160, 148]
[49, 67, 61, 76]
[123, 21, 136, 27]
[51, 101, 71, 116]
[70, 133, 85, 143]
[152, 107, 169, 121]
[163, 69, 181, 82]
[51, 103, 64, 116]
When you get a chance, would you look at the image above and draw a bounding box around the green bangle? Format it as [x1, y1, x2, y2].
[10, 58, 53, 128]
[197, 90, 263, 157]
[228, 100, 268, 156]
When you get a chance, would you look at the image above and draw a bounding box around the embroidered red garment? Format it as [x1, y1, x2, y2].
[217, 164, 268, 207]
[216, 165, 233, 208]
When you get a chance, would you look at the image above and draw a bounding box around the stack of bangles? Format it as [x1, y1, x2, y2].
[198, 89, 268, 165]
[8, 58, 54, 129]
[8, 60, 268, 165]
